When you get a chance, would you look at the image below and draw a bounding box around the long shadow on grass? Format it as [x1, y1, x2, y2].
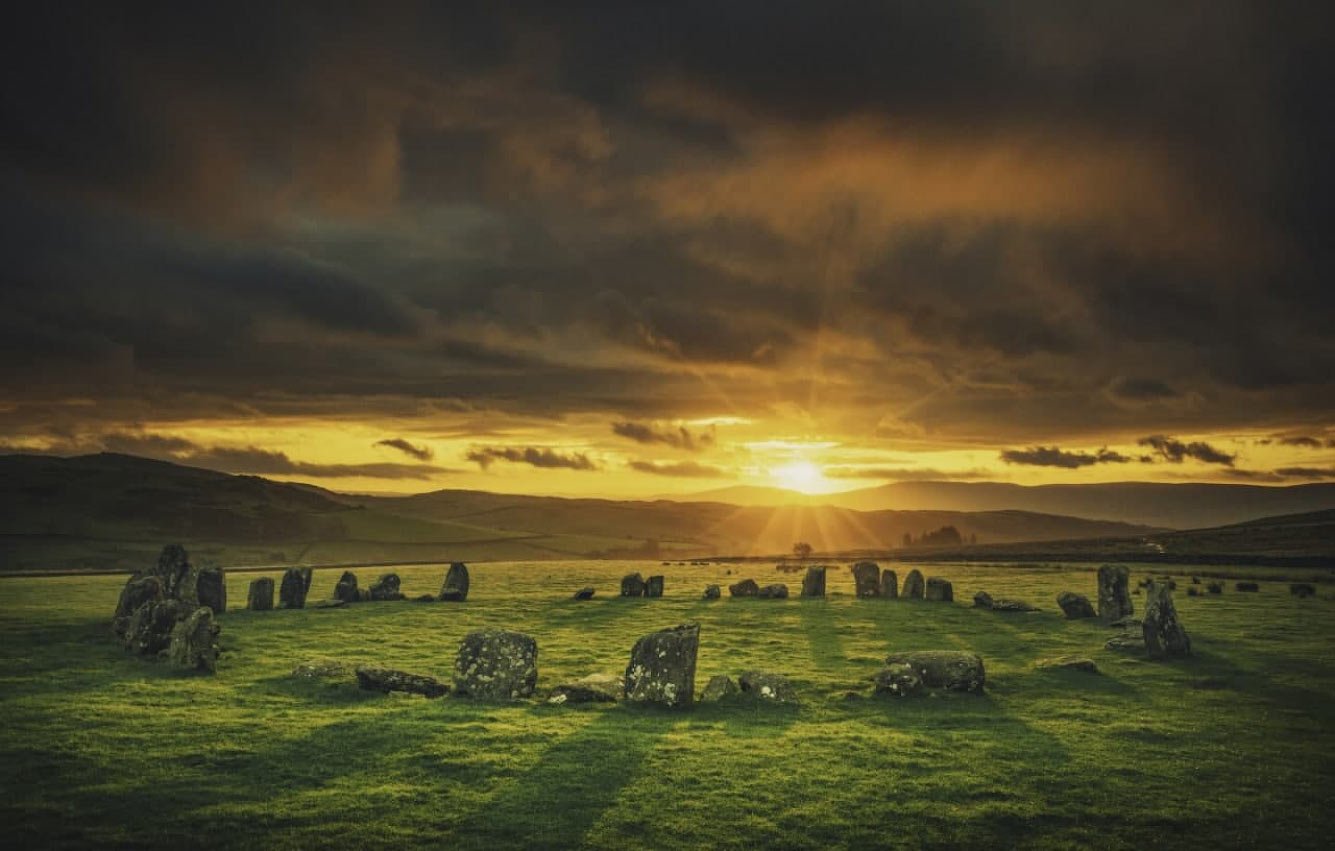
[795, 597, 846, 671]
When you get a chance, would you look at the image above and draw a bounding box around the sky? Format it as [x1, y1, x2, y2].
[1, 1, 1333, 496]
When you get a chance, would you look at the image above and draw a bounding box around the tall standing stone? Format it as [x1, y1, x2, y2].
[1097, 564, 1134, 621]
[801, 566, 826, 597]
[851, 562, 881, 598]
[1143, 582, 1191, 658]
[194, 566, 227, 614]
[279, 568, 307, 609]
[879, 569, 899, 599]
[644, 575, 665, 598]
[453, 629, 538, 699]
[439, 562, 470, 601]
[621, 572, 646, 597]
[925, 577, 954, 602]
[902, 569, 925, 599]
[247, 577, 274, 611]
[624, 623, 700, 708]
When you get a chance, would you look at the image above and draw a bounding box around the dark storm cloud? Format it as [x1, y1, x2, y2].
[465, 446, 598, 471]
[627, 460, 726, 478]
[611, 421, 715, 451]
[1000, 446, 1134, 469]
[1277, 436, 1324, 449]
[1273, 467, 1335, 480]
[1138, 435, 1236, 466]
[375, 438, 434, 461]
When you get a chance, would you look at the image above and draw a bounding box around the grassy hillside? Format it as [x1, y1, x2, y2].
[1, 561, 1333, 848]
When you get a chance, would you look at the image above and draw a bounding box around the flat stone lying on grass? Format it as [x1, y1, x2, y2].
[369, 573, 404, 601]
[1035, 656, 1099, 673]
[624, 623, 700, 708]
[1097, 564, 1134, 621]
[883, 651, 985, 693]
[902, 569, 925, 599]
[414, 594, 436, 602]
[645, 575, 664, 598]
[279, 568, 308, 609]
[621, 572, 646, 597]
[548, 674, 622, 704]
[1236, 582, 1259, 592]
[573, 586, 596, 600]
[1055, 591, 1096, 619]
[1105, 633, 1146, 653]
[291, 659, 356, 680]
[1143, 582, 1191, 658]
[738, 671, 799, 703]
[758, 583, 789, 599]
[728, 579, 759, 597]
[168, 607, 220, 672]
[879, 569, 899, 599]
[333, 571, 360, 603]
[851, 562, 881, 597]
[801, 566, 826, 597]
[873, 663, 924, 697]
[453, 629, 538, 700]
[925, 577, 953, 602]
[356, 667, 449, 698]
[1291, 583, 1316, 598]
[439, 562, 470, 602]
[308, 599, 347, 609]
[246, 577, 274, 611]
[703, 584, 721, 599]
[700, 674, 739, 701]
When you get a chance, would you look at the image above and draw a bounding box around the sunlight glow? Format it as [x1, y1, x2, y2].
[770, 460, 829, 493]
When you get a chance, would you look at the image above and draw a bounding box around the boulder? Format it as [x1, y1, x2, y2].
[620, 572, 646, 597]
[700, 674, 739, 701]
[278, 568, 308, 609]
[114, 576, 163, 636]
[644, 575, 665, 598]
[800, 566, 826, 597]
[1097, 564, 1134, 621]
[356, 667, 449, 698]
[548, 673, 621, 704]
[851, 562, 881, 598]
[738, 671, 799, 703]
[1105, 632, 1146, 653]
[1056, 591, 1096, 619]
[439, 562, 470, 602]
[883, 651, 985, 693]
[1142, 582, 1191, 658]
[873, 663, 924, 697]
[1207, 582, 1224, 594]
[168, 607, 221, 672]
[973, 591, 994, 609]
[193, 566, 227, 614]
[1035, 656, 1098, 673]
[758, 583, 789, 599]
[573, 586, 596, 600]
[1291, 583, 1316, 598]
[124, 598, 194, 656]
[902, 569, 925, 599]
[333, 571, 360, 603]
[453, 629, 539, 700]
[369, 573, 403, 601]
[702, 584, 721, 599]
[879, 569, 899, 599]
[925, 577, 953, 602]
[728, 578, 759, 597]
[291, 659, 356, 680]
[624, 623, 700, 708]
[246, 577, 274, 611]
[1236, 582, 1259, 592]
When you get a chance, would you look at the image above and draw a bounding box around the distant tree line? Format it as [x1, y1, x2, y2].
[901, 525, 977, 547]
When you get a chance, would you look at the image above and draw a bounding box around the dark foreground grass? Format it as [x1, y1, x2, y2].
[2, 561, 1334, 849]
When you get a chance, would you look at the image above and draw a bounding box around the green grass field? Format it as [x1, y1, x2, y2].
[2, 561, 1333, 849]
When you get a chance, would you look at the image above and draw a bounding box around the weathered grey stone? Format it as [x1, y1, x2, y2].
[1056, 591, 1096, 619]
[1105, 632, 1146, 653]
[1097, 564, 1134, 621]
[700, 674, 738, 701]
[645, 575, 664, 598]
[278, 568, 307, 609]
[973, 591, 994, 609]
[702, 584, 721, 599]
[624, 623, 700, 708]
[439, 562, 470, 601]
[548, 674, 621, 704]
[291, 659, 356, 680]
[1143, 582, 1191, 658]
[728, 578, 759, 597]
[879, 569, 899, 599]
[1236, 582, 1259, 592]
[758, 583, 789, 599]
[981, 595, 1038, 612]
[1035, 656, 1098, 673]
[333, 571, 360, 603]
[369, 573, 403, 601]
[800, 566, 826, 597]
[1291, 583, 1316, 598]
[738, 671, 799, 703]
[150, 544, 193, 600]
[573, 586, 596, 600]
[356, 667, 448, 698]
[246, 577, 274, 611]
[851, 562, 881, 598]
[168, 607, 220, 672]
[925, 577, 953, 602]
[124, 598, 193, 656]
[453, 629, 539, 700]
[883, 651, 985, 693]
[620, 572, 646, 597]
[192, 566, 226, 614]
[902, 569, 925, 599]
[873, 663, 923, 697]
[114, 575, 163, 636]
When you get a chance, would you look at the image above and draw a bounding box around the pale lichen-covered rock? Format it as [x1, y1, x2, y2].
[573, 586, 596, 600]
[1142, 582, 1191, 658]
[644, 575, 664, 598]
[113, 575, 163, 636]
[1097, 564, 1134, 621]
[369, 573, 403, 601]
[548, 673, 621, 704]
[620, 572, 646, 597]
[758, 583, 789, 599]
[1056, 591, 1096, 619]
[168, 607, 220, 672]
[624, 623, 700, 708]
[902, 569, 925, 600]
[702, 584, 721, 599]
[356, 667, 449, 698]
[439, 562, 470, 601]
[884, 650, 985, 693]
[246, 577, 274, 611]
[124, 598, 194, 656]
[738, 671, 799, 703]
[453, 629, 538, 700]
[279, 568, 307, 609]
[925, 577, 954, 602]
[879, 569, 899, 599]
[851, 562, 881, 598]
[700, 674, 738, 701]
[800, 566, 826, 597]
[873, 663, 923, 697]
[728, 578, 759, 597]
[1035, 656, 1099, 673]
[333, 571, 360, 603]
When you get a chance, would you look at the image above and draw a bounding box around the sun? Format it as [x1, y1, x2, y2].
[771, 460, 828, 493]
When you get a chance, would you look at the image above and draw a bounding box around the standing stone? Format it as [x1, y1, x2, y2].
[453, 629, 538, 699]
[369, 573, 403, 601]
[1056, 591, 1096, 619]
[439, 562, 470, 601]
[246, 577, 274, 611]
[1097, 564, 1134, 621]
[620, 572, 646, 597]
[884, 651, 985, 693]
[851, 562, 881, 597]
[758, 583, 789, 599]
[703, 584, 721, 599]
[624, 623, 700, 708]
[1143, 582, 1191, 658]
[299, 568, 313, 594]
[169, 607, 220, 672]
[279, 568, 307, 609]
[193, 566, 227, 614]
[801, 566, 826, 597]
[573, 586, 596, 600]
[902, 569, 925, 599]
[645, 575, 665, 598]
[151, 544, 194, 600]
[333, 571, 360, 603]
[728, 578, 759, 597]
[879, 569, 899, 599]
[925, 577, 953, 602]
[113, 575, 163, 636]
